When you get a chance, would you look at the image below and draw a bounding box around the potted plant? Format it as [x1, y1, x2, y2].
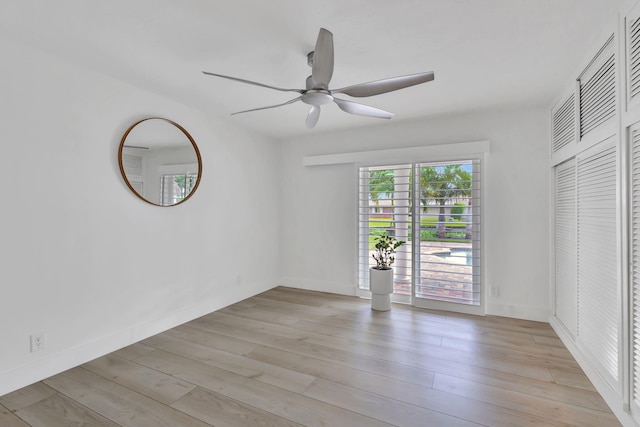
[370, 234, 405, 311]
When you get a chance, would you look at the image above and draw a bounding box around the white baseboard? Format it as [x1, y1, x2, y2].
[0, 283, 275, 397]
[278, 277, 357, 296]
[484, 302, 549, 322]
[549, 316, 638, 427]
[281, 280, 549, 322]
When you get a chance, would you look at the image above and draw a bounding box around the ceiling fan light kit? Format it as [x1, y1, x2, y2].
[202, 28, 434, 128]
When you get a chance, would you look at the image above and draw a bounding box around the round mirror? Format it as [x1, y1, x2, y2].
[118, 118, 202, 206]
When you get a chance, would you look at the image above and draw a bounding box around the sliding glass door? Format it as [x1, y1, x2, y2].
[358, 160, 481, 311]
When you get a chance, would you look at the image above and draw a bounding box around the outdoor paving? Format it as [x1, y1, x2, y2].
[368, 241, 476, 304]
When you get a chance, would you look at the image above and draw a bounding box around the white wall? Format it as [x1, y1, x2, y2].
[278, 107, 550, 321]
[0, 36, 281, 395]
[0, 23, 551, 398]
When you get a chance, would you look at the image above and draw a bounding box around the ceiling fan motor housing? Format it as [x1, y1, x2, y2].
[302, 90, 333, 106]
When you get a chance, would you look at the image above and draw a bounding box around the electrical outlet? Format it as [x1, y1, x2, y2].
[30, 333, 44, 352]
[235, 275, 242, 286]
[490, 286, 500, 297]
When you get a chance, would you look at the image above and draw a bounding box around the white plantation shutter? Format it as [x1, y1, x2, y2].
[579, 38, 616, 138]
[414, 160, 480, 306]
[552, 94, 576, 153]
[554, 158, 577, 337]
[358, 161, 481, 308]
[358, 164, 413, 291]
[576, 139, 618, 386]
[160, 173, 197, 206]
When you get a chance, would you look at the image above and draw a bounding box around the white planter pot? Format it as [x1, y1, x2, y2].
[369, 267, 393, 311]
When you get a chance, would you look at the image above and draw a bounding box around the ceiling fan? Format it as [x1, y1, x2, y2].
[202, 28, 435, 128]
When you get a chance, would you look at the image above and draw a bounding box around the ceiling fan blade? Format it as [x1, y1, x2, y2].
[306, 105, 321, 128]
[333, 98, 394, 119]
[311, 28, 334, 89]
[202, 71, 303, 93]
[230, 96, 302, 115]
[332, 71, 434, 97]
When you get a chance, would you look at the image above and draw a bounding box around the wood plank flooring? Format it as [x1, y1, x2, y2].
[0, 287, 621, 426]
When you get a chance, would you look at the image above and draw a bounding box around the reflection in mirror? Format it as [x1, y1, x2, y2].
[118, 118, 202, 206]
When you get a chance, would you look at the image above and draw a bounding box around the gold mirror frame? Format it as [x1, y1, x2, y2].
[118, 118, 202, 207]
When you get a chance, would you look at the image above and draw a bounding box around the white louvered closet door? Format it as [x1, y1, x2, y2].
[576, 138, 619, 388]
[627, 3, 640, 108]
[552, 94, 576, 154]
[631, 125, 640, 411]
[579, 38, 616, 139]
[554, 158, 577, 337]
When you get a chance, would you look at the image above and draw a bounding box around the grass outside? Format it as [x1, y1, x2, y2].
[370, 217, 467, 228]
[368, 217, 470, 248]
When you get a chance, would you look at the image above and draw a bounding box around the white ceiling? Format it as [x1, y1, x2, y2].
[0, 0, 627, 140]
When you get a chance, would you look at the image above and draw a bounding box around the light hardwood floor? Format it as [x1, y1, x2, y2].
[0, 287, 621, 427]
